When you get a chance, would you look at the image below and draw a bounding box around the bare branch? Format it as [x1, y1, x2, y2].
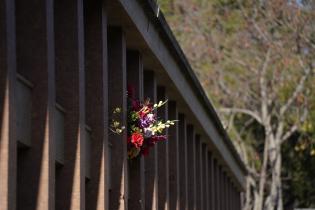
[252, 20, 270, 44]
[224, 112, 235, 131]
[224, 53, 259, 74]
[237, 0, 270, 44]
[260, 48, 272, 123]
[280, 58, 311, 116]
[240, 118, 256, 136]
[220, 107, 262, 124]
[217, 74, 234, 97]
[280, 107, 308, 144]
[281, 125, 298, 143]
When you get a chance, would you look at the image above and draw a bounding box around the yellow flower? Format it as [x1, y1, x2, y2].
[113, 107, 121, 113]
[113, 121, 120, 127]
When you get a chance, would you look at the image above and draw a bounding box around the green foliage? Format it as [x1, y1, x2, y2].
[157, 0, 174, 15]
[283, 140, 315, 208]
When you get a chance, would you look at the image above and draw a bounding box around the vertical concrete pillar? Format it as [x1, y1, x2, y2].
[107, 27, 128, 210]
[143, 70, 158, 210]
[241, 191, 245, 210]
[55, 0, 86, 209]
[206, 152, 210, 210]
[223, 173, 227, 210]
[178, 113, 188, 210]
[202, 144, 208, 210]
[237, 189, 240, 210]
[214, 160, 220, 210]
[0, 0, 17, 209]
[127, 50, 144, 210]
[200, 139, 204, 210]
[222, 172, 225, 210]
[220, 167, 224, 210]
[15, 0, 55, 209]
[187, 125, 195, 210]
[209, 153, 215, 210]
[231, 186, 236, 210]
[232, 186, 235, 210]
[234, 190, 237, 210]
[227, 177, 231, 210]
[228, 179, 232, 210]
[84, 0, 108, 209]
[241, 191, 243, 210]
[227, 180, 230, 210]
[233, 186, 238, 210]
[223, 169, 226, 210]
[237, 190, 239, 210]
[231, 182, 235, 210]
[227, 176, 229, 210]
[227, 176, 230, 210]
[168, 101, 179, 210]
[195, 135, 202, 210]
[192, 132, 197, 210]
[237, 190, 241, 210]
[157, 86, 169, 210]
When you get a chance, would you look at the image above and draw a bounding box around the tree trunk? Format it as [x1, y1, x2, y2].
[254, 191, 264, 210]
[244, 177, 252, 210]
[266, 144, 283, 210]
[254, 133, 271, 210]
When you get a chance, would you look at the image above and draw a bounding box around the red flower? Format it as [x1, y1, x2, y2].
[129, 132, 144, 149]
[139, 106, 151, 118]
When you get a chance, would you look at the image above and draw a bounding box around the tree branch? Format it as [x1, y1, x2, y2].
[220, 107, 262, 124]
[280, 106, 308, 144]
[280, 58, 311, 116]
[260, 48, 271, 123]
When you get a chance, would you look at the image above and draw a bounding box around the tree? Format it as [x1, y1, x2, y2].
[159, 0, 315, 209]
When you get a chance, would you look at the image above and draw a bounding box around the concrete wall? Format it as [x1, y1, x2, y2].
[0, 0, 245, 209]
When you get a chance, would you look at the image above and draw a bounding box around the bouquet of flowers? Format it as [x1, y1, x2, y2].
[127, 87, 176, 159]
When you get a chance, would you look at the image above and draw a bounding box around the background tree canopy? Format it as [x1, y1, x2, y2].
[158, 0, 315, 209]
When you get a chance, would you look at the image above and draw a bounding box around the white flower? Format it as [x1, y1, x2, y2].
[147, 113, 155, 121]
[144, 128, 153, 138]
